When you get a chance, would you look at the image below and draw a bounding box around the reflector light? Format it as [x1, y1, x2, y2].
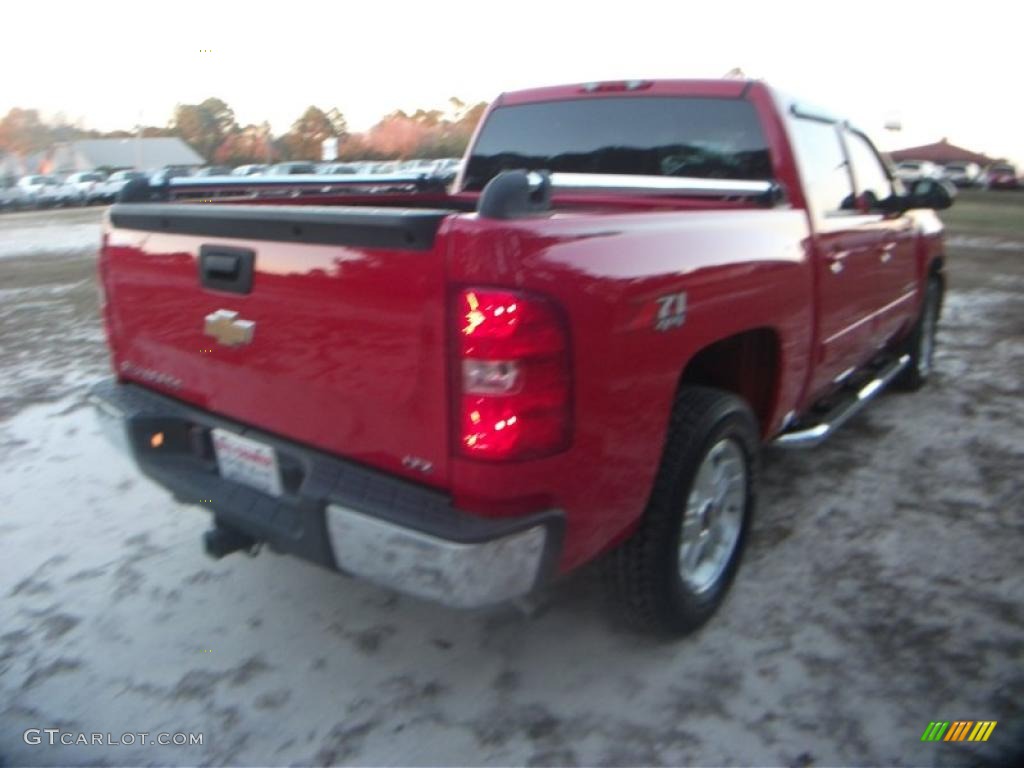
[463, 359, 521, 395]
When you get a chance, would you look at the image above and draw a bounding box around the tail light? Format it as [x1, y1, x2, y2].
[455, 288, 571, 460]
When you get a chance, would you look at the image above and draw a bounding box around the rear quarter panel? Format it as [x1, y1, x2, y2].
[446, 208, 813, 570]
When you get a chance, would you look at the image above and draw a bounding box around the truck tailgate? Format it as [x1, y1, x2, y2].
[100, 203, 454, 488]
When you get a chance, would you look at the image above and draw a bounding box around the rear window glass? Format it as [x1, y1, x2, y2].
[463, 96, 772, 191]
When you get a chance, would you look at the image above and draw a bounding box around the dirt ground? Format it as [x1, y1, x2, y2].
[0, 198, 1021, 767]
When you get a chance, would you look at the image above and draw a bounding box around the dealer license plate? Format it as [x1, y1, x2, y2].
[211, 428, 283, 497]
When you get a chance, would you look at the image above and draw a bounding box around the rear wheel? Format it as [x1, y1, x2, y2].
[604, 386, 759, 636]
[895, 274, 942, 391]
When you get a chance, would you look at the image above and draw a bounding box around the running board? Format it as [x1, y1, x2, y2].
[773, 355, 911, 449]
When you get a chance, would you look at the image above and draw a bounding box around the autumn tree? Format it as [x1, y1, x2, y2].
[170, 97, 238, 161]
[278, 106, 348, 161]
[352, 100, 488, 160]
[0, 108, 54, 154]
[215, 122, 276, 165]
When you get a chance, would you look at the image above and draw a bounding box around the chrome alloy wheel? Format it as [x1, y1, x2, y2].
[678, 438, 747, 594]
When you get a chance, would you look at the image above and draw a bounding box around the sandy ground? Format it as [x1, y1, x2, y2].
[0, 205, 1021, 767]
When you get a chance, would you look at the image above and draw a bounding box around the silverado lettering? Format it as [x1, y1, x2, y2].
[91, 79, 952, 635]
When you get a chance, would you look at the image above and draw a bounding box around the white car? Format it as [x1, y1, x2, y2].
[367, 161, 401, 175]
[56, 171, 107, 206]
[894, 161, 941, 184]
[231, 164, 268, 176]
[88, 170, 147, 204]
[941, 162, 982, 188]
[1, 179, 28, 211]
[17, 175, 61, 208]
[432, 157, 463, 180]
[318, 163, 359, 175]
[266, 162, 318, 175]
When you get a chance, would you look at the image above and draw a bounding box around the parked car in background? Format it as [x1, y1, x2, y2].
[149, 167, 195, 185]
[395, 159, 438, 174]
[56, 171, 107, 206]
[367, 161, 401, 174]
[231, 164, 268, 176]
[193, 166, 233, 177]
[16, 175, 60, 208]
[985, 163, 1019, 190]
[432, 157, 463, 180]
[941, 162, 982, 188]
[318, 163, 359, 175]
[1, 178, 28, 211]
[89, 170, 147, 204]
[266, 162, 318, 175]
[894, 160, 941, 184]
[37, 181, 64, 208]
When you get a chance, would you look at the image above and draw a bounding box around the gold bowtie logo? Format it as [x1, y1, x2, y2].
[204, 309, 255, 347]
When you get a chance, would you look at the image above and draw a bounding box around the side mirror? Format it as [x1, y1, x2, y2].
[906, 178, 955, 210]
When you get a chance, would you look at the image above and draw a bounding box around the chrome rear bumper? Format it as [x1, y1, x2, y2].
[326, 505, 549, 608]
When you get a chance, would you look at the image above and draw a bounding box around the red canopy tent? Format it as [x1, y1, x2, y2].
[889, 138, 1001, 166]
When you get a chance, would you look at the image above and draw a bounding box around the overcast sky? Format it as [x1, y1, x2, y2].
[3, 0, 1021, 164]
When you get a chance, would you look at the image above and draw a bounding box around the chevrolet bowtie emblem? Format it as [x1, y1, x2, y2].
[204, 309, 255, 347]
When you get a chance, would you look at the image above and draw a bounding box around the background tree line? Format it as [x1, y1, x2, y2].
[0, 96, 488, 165]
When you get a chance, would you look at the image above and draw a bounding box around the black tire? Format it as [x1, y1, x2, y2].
[895, 274, 942, 391]
[604, 385, 759, 636]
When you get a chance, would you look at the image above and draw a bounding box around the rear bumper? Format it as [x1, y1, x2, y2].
[89, 379, 563, 608]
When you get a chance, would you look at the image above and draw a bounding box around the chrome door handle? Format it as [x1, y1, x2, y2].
[826, 250, 848, 274]
[880, 242, 895, 263]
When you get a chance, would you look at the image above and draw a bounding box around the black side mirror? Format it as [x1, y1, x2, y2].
[906, 178, 955, 210]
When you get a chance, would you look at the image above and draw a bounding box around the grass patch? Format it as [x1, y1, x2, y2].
[940, 189, 1024, 239]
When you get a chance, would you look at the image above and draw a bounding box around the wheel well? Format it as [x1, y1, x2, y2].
[677, 328, 780, 435]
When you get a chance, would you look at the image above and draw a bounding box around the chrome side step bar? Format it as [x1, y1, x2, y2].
[773, 354, 911, 449]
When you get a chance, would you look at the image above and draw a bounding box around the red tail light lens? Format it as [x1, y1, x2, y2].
[456, 289, 571, 460]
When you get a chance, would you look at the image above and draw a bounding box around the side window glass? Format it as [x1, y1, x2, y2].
[787, 117, 855, 219]
[844, 130, 893, 207]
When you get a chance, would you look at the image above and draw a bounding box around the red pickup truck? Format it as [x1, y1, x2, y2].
[91, 79, 952, 635]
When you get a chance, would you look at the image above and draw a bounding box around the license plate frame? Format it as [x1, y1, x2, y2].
[211, 428, 283, 497]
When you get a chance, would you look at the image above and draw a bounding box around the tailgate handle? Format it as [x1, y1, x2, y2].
[205, 253, 239, 278]
[199, 245, 255, 294]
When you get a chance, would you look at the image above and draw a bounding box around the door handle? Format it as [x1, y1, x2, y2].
[880, 242, 896, 263]
[825, 250, 849, 274]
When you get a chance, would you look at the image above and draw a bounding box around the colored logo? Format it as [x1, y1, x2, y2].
[921, 721, 997, 742]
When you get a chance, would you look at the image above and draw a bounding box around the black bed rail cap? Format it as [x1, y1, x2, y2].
[108, 203, 452, 251]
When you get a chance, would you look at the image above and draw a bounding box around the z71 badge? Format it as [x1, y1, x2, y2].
[654, 291, 687, 331]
